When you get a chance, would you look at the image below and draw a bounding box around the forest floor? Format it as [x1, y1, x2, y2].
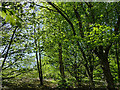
[1, 78, 120, 90]
[2, 78, 57, 90]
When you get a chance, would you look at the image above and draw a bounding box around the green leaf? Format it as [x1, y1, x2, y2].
[0, 11, 6, 19]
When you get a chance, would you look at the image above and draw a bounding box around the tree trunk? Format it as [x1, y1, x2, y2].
[94, 46, 115, 89]
[89, 68, 94, 88]
[115, 11, 120, 87]
[85, 63, 94, 88]
[34, 28, 42, 85]
[73, 60, 81, 87]
[39, 44, 43, 85]
[88, 53, 94, 88]
[35, 46, 41, 85]
[101, 57, 115, 89]
[58, 43, 65, 80]
[116, 43, 120, 84]
[75, 75, 81, 87]
[89, 72, 94, 88]
[0, 26, 18, 72]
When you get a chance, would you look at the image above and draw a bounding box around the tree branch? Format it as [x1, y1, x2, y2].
[2, 73, 21, 80]
[2, 56, 22, 70]
[36, 4, 57, 12]
[73, 4, 84, 37]
[2, 48, 27, 58]
[48, 2, 76, 36]
[1, 44, 8, 54]
[0, 26, 18, 72]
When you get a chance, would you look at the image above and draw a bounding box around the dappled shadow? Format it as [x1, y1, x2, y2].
[1, 78, 119, 90]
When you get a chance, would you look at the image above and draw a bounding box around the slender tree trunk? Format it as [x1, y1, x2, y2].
[73, 60, 81, 87]
[85, 63, 94, 88]
[38, 43, 43, 85]
[34, 28, 41, 85]
[87, 52, 94, 88]
[0, 26, 18, 72]
[58, 43, 65, 81]
[89, 72, 94, 88]
[88, 68, 94, 88]
[35, 43, 41, 85]
[89, 55, 94, 88]
[75, 75, 81, 87]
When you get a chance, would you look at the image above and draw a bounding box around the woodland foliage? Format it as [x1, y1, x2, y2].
[0, 2, 120, 89]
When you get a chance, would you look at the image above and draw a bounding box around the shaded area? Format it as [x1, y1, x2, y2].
[2, 78, 119, 90]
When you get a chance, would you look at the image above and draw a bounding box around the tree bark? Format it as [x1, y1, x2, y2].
[35, 43, 41, 85]
[38, 43, 43, 85]
[73, 60, 81, 87]
[89, 54, 95, 88]
[85, 63, 94, 88]
[34, 28, 42, 85]
[115, 13, 120, 86]
[0, 26, 18, 72]
[94, 46, 115, 89]
[101, 57, 115, 89]
[58, 43, 65, 80]
[116, 43, 120, 84]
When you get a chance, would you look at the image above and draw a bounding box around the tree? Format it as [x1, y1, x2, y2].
[1, 2, 120, 89]
[41, 2, 120, 89]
